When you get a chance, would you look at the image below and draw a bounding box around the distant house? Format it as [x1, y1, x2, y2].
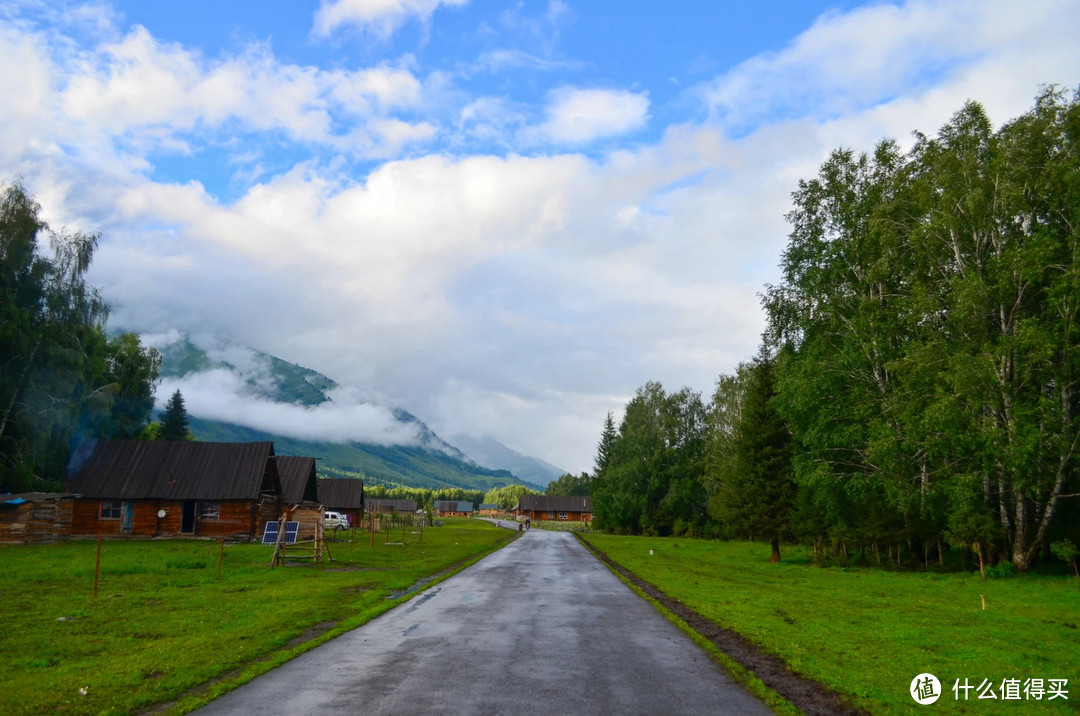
[512, 495, 592, 523]
[434, 500, 474, 517]
[66, 439, 282, 540]
[318, 478, 365, 526]
[366, 498, 416, 514]
[477, 503, 499, 516]
[0, 493, 75, 545]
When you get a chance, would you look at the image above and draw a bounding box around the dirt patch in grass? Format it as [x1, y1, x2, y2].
[584, 540, 866, 716]
[285, 621, 338, 649]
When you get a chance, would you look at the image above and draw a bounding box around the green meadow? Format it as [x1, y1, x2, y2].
[582, 534, 1080, 715]
[0, 519, 513, 715]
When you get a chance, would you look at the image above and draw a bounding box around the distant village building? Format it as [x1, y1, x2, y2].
[477, 503, 499, 516]
[366, 498, 417, 514]
[433, 500, 474, 517]
[512, 495, 592, 523]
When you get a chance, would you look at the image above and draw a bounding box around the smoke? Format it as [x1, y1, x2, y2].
[155, 369, 423, 446]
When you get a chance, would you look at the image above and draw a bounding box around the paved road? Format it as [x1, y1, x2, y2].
[197, 527, 771, 715]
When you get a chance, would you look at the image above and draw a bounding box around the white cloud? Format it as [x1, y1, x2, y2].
[312, 0, 468, 39]
[700, 0, 1080, 130]
[530, 87, 650, 144]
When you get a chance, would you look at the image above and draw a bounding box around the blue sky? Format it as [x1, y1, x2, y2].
[1, 0, 1077, 472]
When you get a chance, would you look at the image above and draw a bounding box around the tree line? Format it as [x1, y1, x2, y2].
[587, 89, 1080, 572]
[1, 182, 163, 493]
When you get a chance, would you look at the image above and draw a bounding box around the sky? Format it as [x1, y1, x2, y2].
[1, 0, 1077, 474]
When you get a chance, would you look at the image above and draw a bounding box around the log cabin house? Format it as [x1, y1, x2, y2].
[433, 500, 474, 517]
[477, 503, 499, 516]
[66, 439, 283, 540]
[317, 478, 365, 526]
[512, 495, 592, 523]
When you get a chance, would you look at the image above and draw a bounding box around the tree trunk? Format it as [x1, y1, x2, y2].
[770, 535, 781, 563]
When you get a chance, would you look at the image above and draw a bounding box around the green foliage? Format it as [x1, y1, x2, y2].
[592, 382, 707, 535]
[762, 89, 1080, 570]
[482, 483, 541, 510]
[0, 181, 160, 491]
[545, 471, 593, 496]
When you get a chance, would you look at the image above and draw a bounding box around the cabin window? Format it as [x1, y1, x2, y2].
[558, 512, 568, 521]
[545, 511, 554, 519]
[198, 501, 220, 520]
[100, 501, 122, 520]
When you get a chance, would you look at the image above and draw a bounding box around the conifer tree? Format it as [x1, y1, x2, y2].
[159, 390, 190, 441]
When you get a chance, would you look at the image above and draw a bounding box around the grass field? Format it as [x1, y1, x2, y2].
[0, 519, 513, 715]
[581, 534, 1080, 715]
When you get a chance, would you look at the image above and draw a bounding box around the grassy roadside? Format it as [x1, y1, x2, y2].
[0, 519, 513, 715]
[581, 534, 1080, 715]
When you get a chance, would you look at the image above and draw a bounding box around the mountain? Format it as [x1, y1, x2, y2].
[149, 334, 535, 492]
[449, 433, 564, 490]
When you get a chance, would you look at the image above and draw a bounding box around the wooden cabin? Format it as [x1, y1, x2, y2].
[0, 493, 75, 545]
[477, 503, 500, 516]
[317, 478, 365, 526]
[66, 439, 282, 540]
[512, 495, 592, 523]
[434, 500, 474, 517]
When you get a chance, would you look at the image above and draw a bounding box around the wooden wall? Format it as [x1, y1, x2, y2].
[69, 499, 259, 540]
[0, 499, 73, 545]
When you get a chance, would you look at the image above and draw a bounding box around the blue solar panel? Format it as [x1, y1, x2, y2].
[261, 521, 279, 545]
[284, 521, 299, 544]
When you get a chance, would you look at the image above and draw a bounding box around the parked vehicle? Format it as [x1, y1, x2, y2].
[324, 511, 346, 530]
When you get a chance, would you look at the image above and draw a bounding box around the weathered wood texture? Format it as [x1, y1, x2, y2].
[0, 498, 74, 545]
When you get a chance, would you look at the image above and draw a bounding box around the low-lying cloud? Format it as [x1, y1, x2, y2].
[156, 370, 423, 446]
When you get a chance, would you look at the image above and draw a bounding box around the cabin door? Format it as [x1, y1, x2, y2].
[121, 502, 134, 533]
[181, 501, 196, 534]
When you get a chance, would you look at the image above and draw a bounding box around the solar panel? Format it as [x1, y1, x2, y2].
[261, 521, 279, 545]
[284, 521, 299, 544]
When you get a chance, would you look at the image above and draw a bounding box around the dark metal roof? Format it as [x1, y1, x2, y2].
[317, 478, 364, 511]
[435, 500, 473, 512]
[366, 498, 416, 513]
[67, 439, 279, 501]
[277, 456, 319, 504]
[513, 495, 592, 512]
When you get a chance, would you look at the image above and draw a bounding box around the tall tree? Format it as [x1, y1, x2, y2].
[159, 390, 190, 441]
[1, 181, 159, 491]
[711, 353, 795, 562]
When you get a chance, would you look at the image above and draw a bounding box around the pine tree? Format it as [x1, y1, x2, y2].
[159, 390, 190, 441]
[714, 352, 794, 562]
[594, 411, 616, 478]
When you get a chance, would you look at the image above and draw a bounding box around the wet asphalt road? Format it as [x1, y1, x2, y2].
[196, 525, 771, 715]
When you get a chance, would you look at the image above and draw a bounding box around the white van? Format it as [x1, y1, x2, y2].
[324, 511, 346, 529]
